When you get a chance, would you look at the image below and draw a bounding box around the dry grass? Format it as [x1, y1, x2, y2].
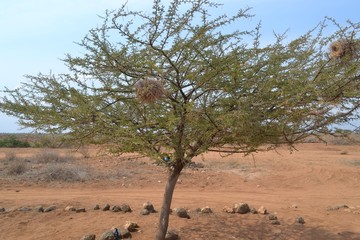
[0, 149, 90, 182]
[41, 163, 88, 182]
[6, 160, 28, 176]
[4, 152, 17, 161]
[34, 150, 77, 164]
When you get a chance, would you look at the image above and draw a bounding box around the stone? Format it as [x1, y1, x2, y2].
[76, 208, 86, 213]
[234, 203, 250, 214]
[326, 204, 349, 211]
[200, 206, 213, 214]
[111, 205, 122, 212]
[291, 204, 298, 209]
[80, 234, 96, 240]
[140, 209, 150, 215]
[268, 214, 277, 220]
[44, 205, 56, 212]
[258, 206, 268, 215]
[102, 204, 110, 211]
[93, 204, 100, 210]
[270, 220, 280, 225]
[120, 204, 132, 213]
[250, 207, 258, 214]
[124, 221, 139, 232]
[165, 229, 179, 240]
[117, 227, 131, 238]
[295, 216, 305, 224]
[18, 206, 32, 212]
[34, 205, 44, 212]
[65, 206, 76, 212]
[99, 230, 115, 240]
[174, 207, 190, 219]
[223, 206, 235, 214]
[143, 202, 156, 213]
[0, 207, 5, 212]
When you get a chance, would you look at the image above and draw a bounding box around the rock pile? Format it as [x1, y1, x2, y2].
[140, 201, 156, 215]
[2, 200, 325, 239]
[222, 202, 287, 225]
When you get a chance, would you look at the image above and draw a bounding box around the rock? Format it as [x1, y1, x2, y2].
[34, 205, 44, 212]
[234, 203, 250, 214]
[140, 209, 150, 215]
[223, 206, 235, 214]
[117, 227, 131, 238]
[120, 204, 132, 213]
[111, 205, 122, 212]
[326, 204, 349, 211]
[165, 229, 179, 240]
[124, 221, 139, 232]
[44, 205, 56, 212]
[270, 220, 281, 225]
[65, 206, 76, 212]
[93, 204, 100, 210]
[0, 207, 5, 212]
[258, 206, 268, 215]
[291, 204, 298, 209]
[143, 202, 156, 213]
[295, 216, 305, 224]
[80, 234, 96, 240]
[76, 208, 86, 213]
[18, 206, 32, 212]
[268, 214, 277, 220]
[99, 230, 115, 240]
[102, 204, 110, 211]
[250, 207, 257, 214]
[174, 207, 190, 219]
[200, 206, 213, 214]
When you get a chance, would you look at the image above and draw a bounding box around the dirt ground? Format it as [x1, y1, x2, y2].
[0, 143, 360, 240]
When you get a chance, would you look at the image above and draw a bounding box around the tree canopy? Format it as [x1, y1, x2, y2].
[0, 0, 359, 238]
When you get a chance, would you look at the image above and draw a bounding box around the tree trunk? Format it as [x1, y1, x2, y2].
[155, 165, 183, 240]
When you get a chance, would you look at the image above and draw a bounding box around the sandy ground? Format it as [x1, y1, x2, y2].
[0, 143, 360, 240]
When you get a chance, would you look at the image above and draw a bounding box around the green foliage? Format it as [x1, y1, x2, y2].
[0, 135, 30, 148]
[0, 0, 359, 164]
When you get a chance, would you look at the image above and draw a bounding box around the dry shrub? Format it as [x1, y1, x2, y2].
[42, 163, 87, 182]
[4, 152, 17, 161]
[135, 78, 165, 103]
[7, 161, 27, 175]
[34, 151, 76, 164]
[330, 39, 357, 59]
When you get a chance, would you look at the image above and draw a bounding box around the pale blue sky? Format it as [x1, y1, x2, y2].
[0, 0, 359, 133]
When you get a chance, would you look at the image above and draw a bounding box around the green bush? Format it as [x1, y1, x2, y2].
[0, 136, 30, 148]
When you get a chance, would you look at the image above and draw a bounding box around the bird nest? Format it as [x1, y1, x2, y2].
[134, 78, 165, 103]
[329, 39, 357, 59]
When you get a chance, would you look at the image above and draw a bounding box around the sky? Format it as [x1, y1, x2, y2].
[0, 0, 359, 133]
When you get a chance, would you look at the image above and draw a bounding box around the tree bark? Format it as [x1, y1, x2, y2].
[155, 165, 183, 240]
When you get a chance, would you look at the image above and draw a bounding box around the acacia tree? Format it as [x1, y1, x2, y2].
[1, 0, 359, 239]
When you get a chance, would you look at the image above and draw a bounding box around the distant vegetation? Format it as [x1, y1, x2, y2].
[0, 133, 359, 148]
[0, 135, 30, 148]
[0, 133, 73, 148]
